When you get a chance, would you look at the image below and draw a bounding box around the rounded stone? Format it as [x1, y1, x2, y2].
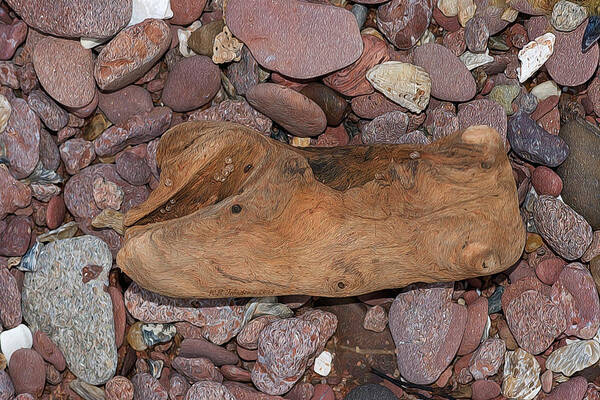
[377, 0, 433, 50]
[299, 83, 347, 126]
[99, 85, 154, 126]
[7, 348, 45, 397]
[33, 37, 95, 109]
[247, 83, 326, 137]
[161, 56, 221, 112]
[535, 257, 566, 285]
[472, 380, 501, 400]
[351, 92, 406, 119]
[465, 16, 489, 53]
[361, 111, 409, 144]
[169, 0, 207, 26]
[531, 166, 562, 197]
[457, 99, 507, 147]
[105, 376, 134, 400]
[344, 384, 398, 400]
[115, 150, 151, 186]
[457, 296, 488, 355]
[32, 330, 66, 371]
[413, 43, 476, 102]
[545, 376, 587, 400]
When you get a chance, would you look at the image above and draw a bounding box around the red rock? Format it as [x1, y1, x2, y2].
[189, 99, 272, 134]
[443, 28, 466, 57]
[312, 124, 349, 147]
[471, 380, 501, 400]
[532, 166, 563, 197]
[0, 266, 21, 329]
[98, 85, 154, 126]
[546, 21, 599, 87]
[224, 381, 285, 400]
[270, 73, 308, 92]
[582, 231, 600, 263]
[33, 37, 95, 108]
[284, 382, 313, 400]
[414, 43, 476, 102]
[185, 381, 235, 400]
[468, 338, 505, 379]
[26, 89, 68, 132]
[0, 215, 32, 257]
[67, 89, 99, 119]
[389, 283, 467, 385]
[535, 257, 566, 285]
[299, 83, 347, 126]
[546, 376, 587, 400]
[169, 0, 207, 25]
[172, 357, 223, 384]
[179, 338, 240, 366]
[226, 0, 363, 79]
[8, 349, 45, 397]
[237, 316, 279, 350]
[247, 83, 326, 137]
[108, 286, 126, 349]
[32, 331, 66, 371]
[236, 345, 258, 361]
[45, 195, 65, 230]
[457, 297, 488, 355]
[115, 150, 151, 186]
[323, 34, 389, 97]
[1, 98, 40, 179]
[297, 309, 337, 356]
[505, 289, 566, 354]
[16, 62, 36, 94]
[95, 19, 171, 91]
[351, 92, 406, 119]
[168, 373, 190, 400]
[457, 99, 507, 148]
[310, 384, 334, 400]
[377, 0, 433, 50]
[453, 353, 474, 384]
[0, 20, 26, 60]
[433, 6, 461, 32]
[59, 138, 95, 175]
[131, 373, 168, 400]
[538, 107, 560, 136]
[220, 365, 251, 382]
[363, 305, 388, 333]
[361, 111, 409, 144]
[105, 376, 134, 400]
[474, 0, 509, 35]
[465, 16, 489, 53]
[0, 165, 31, 220]
[161, 56, 220, 112]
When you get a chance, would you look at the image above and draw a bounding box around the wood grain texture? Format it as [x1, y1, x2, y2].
[117, 121, 525, 298]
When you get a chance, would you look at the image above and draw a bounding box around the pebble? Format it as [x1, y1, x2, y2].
[26, 89, 68, 132]
[168, 373, 190, 400]
[220, 365, 251, 382]
[185, 381, 235, 400]
[363, 305, 388, 333]
[557, 119, 600, 229]
[98, 86, 154, 126]
[533, 195, 593, 260]
[459, 49, 494, 70]
[531, 80, 561, 101]
[465, 16, 489, 53]
[344, 384, 398, 400]
[32, 331, 66, 371]
[389, 283, 466, 385]
[299, 83, 347, 127]
[502, 348, 541, 400]
[443, 28, 467, 57]
[0, 267, 20, 329]
[227, 0, 362, 79]
[131, 373, 168, 400]
[551, 1, 587, 32]
[360, 111, 409, 144]
[187, 19, 224, 57]
[161, 56, 221, 112]
[7, 348, 44, 397]
[472, 380, 501, 400]
[172, 357, 223, 383]
[189, 99, 272, 135]
[546, 376, 587, 400]
[21, 236, 117, 384]
[433, 6, 461, 32]
[225, 46, 269, 97]
[0, 216, 32, 257]
[0, 324, 32, 365]
[468, 338, 505, 379]
[116, 149, 151, 186]
[535, 257, 566, 285]
[457, 99, 507, 146]
[32, 37, 95, 109]
[179, 338, 240, 366]
[1, 98, 40, 179]
[583, 232, 600, 262]
[0, 370, 14, 400]
[518, 33, 555, 83]
[531, 166, 562, 196]
[377, 0, 433, 50]
[127, 322, 147, 351]
[59, 138, 96, 175]
[0, 20, 26, 61]
[237, 316, 279, 351]
[458, 297, 488, 355]
[366, 61, 431, 113]
[351, 92, 406, 119]
[507, 111, 569, 167]
[414, 43, 476, 102]
[546, 339, 600, 376]
[169, 0, 206, 26]
[546, 21, 599, 87]
[95, 19, 170, 91]
[0, 166, 31, 220]
[323, 34, 389, 97]
[246, 83, 326, 137]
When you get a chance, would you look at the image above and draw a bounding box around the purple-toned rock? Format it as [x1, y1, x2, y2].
[226, 0, 362, 79]
[16, 63, 36, 94]
[0, 216, 32, 257]
[389, 283, 467, 385]
[363, 305, 388, 333]
[532, 166, 562, 196]
[0, 370, 14, 400]
[0, 266, 21, 329]
[7, 348, 45, 397]
[247, 83, 326, 137]
[184, 381, 235, 400]
[220, 365, 251, 383]
[457, 99, 507, 147]
[377, 0, 433, 50]
[472, 380, 501, 400]
[115, 150, 151, 186]
[32, 330, 66, 371]
[5, 0, 131, 39]
[546, 21, 599, 87]
[223, 381, 285, 400]
[0, 165, 31, 219]
[33, 37, 95, 108]
[535, 257, 566, 285]
[26, 90, 68, 132]
[443, 28, 467, 57]
[189, 99, 272, 134]
[38, 128, 60, 171]
[507, 111, 569, 167]
[468, 338, 505, 380]
[474, 0, 509, 35]
[237, 316, 279, 350]
[413, 43, 476, 102]
[131, 373, 168, 400]
[299, 83, 347, 126]
[45, 195, 66, 230]
[505, 289, 565, 354]
[169, 0, 207, 26]
[59, 138, 95, 175]
[0, 62, 19, 89]
[457, 296, 488, 355]
[297, 309, 337, 357]
[361, 111, 409, 144]
[351, 92, 406, 119]
[284, 382, 313, 400]
[66, 89, 98, 119]
[93, 107, 172, 157]
[179, 338, 240, 366]
[545, 376, 587, 400]
[465, 16, 489, 53]
[95, 19, 171, 91]
[0, 20, 26, 60]
[105, 376, 134, 400]
[1, 98, 40, 179]
[168, 373, 190, 400]
[224, 46, 266, 97]
[172, 357, 223, 384]
[98, 86, 154, 126]
[161, 56, 220, 112]
[533, 195, 593, 260]
[93, 177, 124, 211]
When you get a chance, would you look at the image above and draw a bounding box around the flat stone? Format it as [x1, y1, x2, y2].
[172, 356, 223, 384]
[472, 380, 501, 400]
[474, 0, 509, 35]
[7, 348, 44, 397]
[413, 43, 476, 102]
[0, 216, 32, 257]
[21, 236, 117, 384]
[26, 90, 68, 132]
[457, 296, 488, 355]
[220, 365, 251, 383]
[95, 19, 171, 91]
[1, 98, 40, 179]
[545, 376, 587, 400]
[179, 338, 240, 366]
[465, 16, 489, 53]
[351, 92, 406, 119]
[32, 330, 66, 371]
[468, 338, 505, 380]
[457, 99, 507, 147]
[0, 266, 21, 329]
[547, 339, 600, 376]
[502, 348, 541, 400]
[115, 148, 151, 186]
[377, 0, 433, 50]
[532, 166, 562, 196]
[556, 119, 600, 229]
[0, 165, 31, 220]
[5, 0, 131, 39]
[98, 86, 153, 126]
[535, 257, 566, 285]
[247, 83, 326, 137]
[0, 370, 14, 400]
[226, 0, 363, 79]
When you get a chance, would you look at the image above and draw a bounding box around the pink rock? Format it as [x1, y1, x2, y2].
[535, 257, 566, 285]
[582, 231, 600, 263]
[468, 338, 505, 380]
[471, 380, 501, 400]
[237, 316, 280, 350]
[184, 381, 235, 400]
[457, 296, 488, 355]
[351, 92, 406, 119]
[32, 331, 66, 371]
[66, 89, 99, 119]
[1, 98, 40, 179]
[538, 107, 560, 136]
[98, 85, 154, 126]
[131, 373, 168, 400]
[115, 149, 151, 186]
[0, 370, 15, 400]
[179, 338, 240, 366]
[45, 195, 66, 230]
[237, 345, 258, 361]
[0, 266, 21, 329]
[224, 381, 285, 400]
[457, 99, 507, 148]
[172, 357, 223, 384]
[8, 349, 45, 397]
[377, 0, 433, 50]
[284, 383, 314, 400]
[169, 0, 207, 25]
[220, 365, 251, 382]
[0, 20, 26, 60]
[532, 166, 563, 197]
[546, 376, 587, 400]
[502, 275, 550, 312]
[108, 286, 126, 348]
[363, 305, 388, 333]
[360, 111, 409, 144]
[188, 99, 273, 134]
[0, 165, 31, 220]
[105, 376, 134, 400]
[443, 29, 466, 57]
[0, 215, 32, 257]
[312, 124, 349, 147]
[168, 373, 190, 400]
[26, 89, 68, 132]
[59, 138, 95, 175]
[16, 63, 36, 94]
[453, 353, 473, 384]
[541, 369, 552, 393]
[433, 6, 461, 32]
[310, 384, 334, 400]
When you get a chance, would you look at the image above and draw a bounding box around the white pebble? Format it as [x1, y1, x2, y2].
[531, 80, 561, 101]
[313, 350, 333, 376]
[518, 33, 555, 83]
[129, 0, 173, 27]
[178, 21, 203, 58]
[0, 324, 33, 365]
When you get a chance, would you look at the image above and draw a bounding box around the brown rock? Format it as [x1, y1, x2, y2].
[59, 138, 95, 175]
[32, 331, 66, 371]
[377, 0, 433, 50]
[226, 0, 363, 79]
[105, 376, 134, 400]
[0, 266, 21, 329]
[457, 296, 488, 355]
[33, 37, 95, 108]
[538, 107, 560, 135]
[457, 99, 507, 147]
[225, 45, 267, 96]
[172, 357, 223, 384]
[8, 349, 45, 397]
[465, 16, 489, 53]
[108, 286, 126, 348]
[0, 216, 32, 257]
[67, 89, 99, 119]
[246, 83, 326, 137]
[312, 124, 350, 147]
[179, 338, 240, 366]
[351, 92, 406, 119]
[443, 28, 467, 57]
[322, 34, 389, 97]
[532, 166, 562, 196]
[188, 19, 224, 57]
[545, 376, 587, 400]
[98, 85, 154, 125]
[299, 83, 347, 126]
[169, 0, 207, 26]
[1, 98, 40, 179]
[0, 164, 31, 220]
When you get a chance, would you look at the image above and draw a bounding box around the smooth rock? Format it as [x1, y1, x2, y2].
[172, 357, 222, 384]
[351, 92, 406, 119]
[0, 370, 14, 400]
[21, 236, 117, 384]
[532, 166, 562, 196]
[161, 56, 220, 112]
[465, 16, 489, 53]
[169, 0, 207, 26]
[131, 373, 167, 400]
[0, 267, 20, 329]
[546, 339, 600, 376]
[535, 257, 566, 285]
[59, 138, 95, 175]
[26, 90, 68, 132]
[545, 376, 587, 400]
[502, 348, 541, 400]
[360, 111, 409, 144]
[459, 49, 494, 70]
[187, 19, 224, 57]
[7, 348, 44, 396]
[518, 33, 555, 83]
[0, 216, 31, 257]
[115, 149, 151, 186]
[33, 330, 66, 371]
[98, 86, 153, 126]
[1, 98, 40, 179]
[457, 297, 488, 355]
[0, 165, 31, 220]
[377, 0, 433, 50]
[299, 83, 347, 126]
[225, 46, 269, 97]
[185, 381, 235, 400]
[179, 338, 240, 366]
[226, 0, 363, 79]
[0, 325, 32, 365]
[188, 99, 272, 134]
[551, 1, 587, 32]
[468, 338, 505, 380]
[472, 380, 501, 400]
[220, 365, 251, 383]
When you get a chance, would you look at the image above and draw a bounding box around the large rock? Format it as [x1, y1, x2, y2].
[226, 0, 363, 79]
[377, 0, 433, 50]
[557, 119, 600, 230]
[21, 236, 117, 385]
[5, 0, 131, 39]
[98, 85, 154, 126]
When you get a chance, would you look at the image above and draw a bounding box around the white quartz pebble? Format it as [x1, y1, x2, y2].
[0, 324, 33, 365]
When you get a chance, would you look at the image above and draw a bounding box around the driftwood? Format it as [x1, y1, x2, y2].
[117, 121, 525, 298]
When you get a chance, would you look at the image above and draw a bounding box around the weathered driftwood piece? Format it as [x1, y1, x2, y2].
[117, 121, 525, 298]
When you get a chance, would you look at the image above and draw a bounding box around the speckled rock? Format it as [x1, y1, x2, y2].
[189, 99, 272, 134]
[457, 99, 507, 147]
[26, 90, 68, 132]
[0, 216, 32, 257]
[502, 348, 541, 400]
[551, 1, 587, 32]
[389, 283, 467, 385]
[247, 83, 326, 137]
[533, 195, 592, 260]
[0, 370, 14, 400]
[377, 0, 433, 50]
[457, 296, 488, 355]
[226, 0, 363, 79]
[172, 357, 223, 384]
[185, 381, 235, 400]
[360, 111, 409, 144]
[489, 84, 520, 115]
[351, 92, 406, 119]
[425, 106, 459, 140]
[169, 0, 207, 26]
[0, 20, 26, 61]
[413, 43, 476, 102]
[469, 338, 505, 380]
[1, 98, 40, 179]
[38, 129, 60, 172]
[98, 86, 154, 126]
[236, 316, 279, 351]
[7, 348, 44, 396]
[105, 376, 134, 400]
[535, 257, 566, 285]
[21, 236, 117, 385]
[546, 339, 600, 376]
[161, 56, 221, 112]
[0, 266, 21, 329]
[168, 374, 190, 400]
[363, 305, 388, 333]
[33, 37, 95, 109]
[131, 373, 167, 400]
[179, 338, 239, 366]
[59, 138, 95, 175]
[5, 0, 131, 39]
[95, 19, 171, 91]
[0, 165, 31, 220]
[187, 19, 224, 57]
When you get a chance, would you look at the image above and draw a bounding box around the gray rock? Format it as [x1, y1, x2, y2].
[344, 384, 398, 400]
[21, 235, 117, 385]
